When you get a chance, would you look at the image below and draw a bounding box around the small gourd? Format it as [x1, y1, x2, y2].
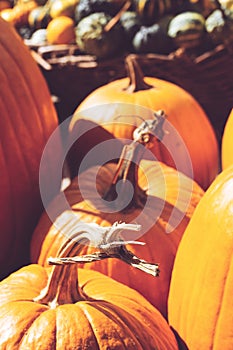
[133, 15, 174, 54]
[28, 5, 51, 29]
[28, 28, 48, 44]
[205, 8, 233, 45]
[75, 12, 124, 58]
[1, 0, 38, 27]
[132, 0, 174, 25]
[168, 11, 206, 49]
[49, 0, 79, 18]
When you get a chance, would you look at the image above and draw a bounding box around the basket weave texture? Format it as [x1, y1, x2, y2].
[29, 42, 233, 142]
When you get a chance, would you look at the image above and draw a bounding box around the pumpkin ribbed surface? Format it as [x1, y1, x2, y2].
[0, 262, 178, 348]
[0, 18, 61, 279]
[168, 165, 233, 350]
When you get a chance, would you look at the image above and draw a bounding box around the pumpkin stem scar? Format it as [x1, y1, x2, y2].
[34, 222, 159, 306]
[103, 111, 167, 211]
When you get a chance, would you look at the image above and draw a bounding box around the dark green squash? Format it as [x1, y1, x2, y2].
[133, 15, 174, 53]
[75, 12, 125, 58]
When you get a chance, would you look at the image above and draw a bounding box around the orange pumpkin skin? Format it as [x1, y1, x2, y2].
[221, 108, 233, 170]
[0, 18, 62, 279]
[68, 58, 219, 190]
[168, 165, 233, 350]
[31, 160, 204, 319]
[0, 264, 179, 349]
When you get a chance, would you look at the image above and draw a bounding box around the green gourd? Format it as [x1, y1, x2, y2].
[75, 12, 124, 58]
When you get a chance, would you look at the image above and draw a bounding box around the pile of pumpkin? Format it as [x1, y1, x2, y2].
[1, 0, 233, 58]
[1, 15, 233, 349]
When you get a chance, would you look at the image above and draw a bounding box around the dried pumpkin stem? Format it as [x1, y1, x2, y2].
[49, 245, 159, 277]
[34, 221, 159, 307]
[124, 54, 153, 92]
[103, 110, 167, 210]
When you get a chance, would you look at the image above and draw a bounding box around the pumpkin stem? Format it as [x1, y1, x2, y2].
[124, 54, 154, 92]
[34, 221, 159, 307]
[103, 110, 166, 211]
[49, 220, 160, 273]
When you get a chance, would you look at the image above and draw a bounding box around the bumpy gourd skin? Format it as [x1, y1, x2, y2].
[75, 12, 124, 58]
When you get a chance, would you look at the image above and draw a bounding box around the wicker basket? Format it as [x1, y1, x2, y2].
[27, 41, 233, 143]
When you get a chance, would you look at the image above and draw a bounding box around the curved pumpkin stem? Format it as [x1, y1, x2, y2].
[124, 54, 154, 93]
[104, 110, 167, 211]
[34, 221, 159, 308]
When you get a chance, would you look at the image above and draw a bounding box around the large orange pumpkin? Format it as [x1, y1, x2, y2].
[221, 108, 233, 170]
[31, 120, 204, 319]
[168, 165, 233, 350]
[0, 222, 179, 349]
[0, 18, 62, 279]
[67, 54, 219, 190]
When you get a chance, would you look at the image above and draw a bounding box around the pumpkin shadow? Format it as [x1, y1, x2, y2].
[66, 119, 124, 178]
[171, 327, 189, 350]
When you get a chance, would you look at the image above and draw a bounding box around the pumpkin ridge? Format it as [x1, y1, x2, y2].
[0, 96, 34, 181]
[0, 42, 45, 137]
[77, 301, 143, 349]
[0, 97, 41, 263]
[0, 43, 54, 178]
[20, 308, 57, 349]
[0, 301, 47, 347]
[18, 306, 51, 348]
[0, 30, 58, 146]
[175, 219, 219, 340]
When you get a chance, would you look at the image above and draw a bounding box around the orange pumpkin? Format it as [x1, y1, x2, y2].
[0, 223, 179, 349]
[0, 18, 62, 279]
[67, 54, 219, 190]
[168, 165, 233, 350]
[31, 119, 204, 319]
[221, 108, 233, 170]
